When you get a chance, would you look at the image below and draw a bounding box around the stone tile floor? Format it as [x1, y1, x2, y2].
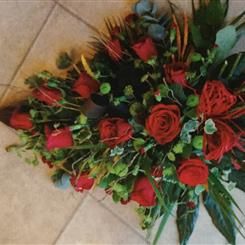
[0, 0, 244, 244]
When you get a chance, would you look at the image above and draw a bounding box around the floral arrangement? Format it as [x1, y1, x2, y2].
[3, 0, 245, 244]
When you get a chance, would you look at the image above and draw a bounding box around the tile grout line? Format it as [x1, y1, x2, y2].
[52, 193, 90, 245]
[55, 1, 100, 35]
[0, 1, 57, 106]
[89, 193, 149, 243]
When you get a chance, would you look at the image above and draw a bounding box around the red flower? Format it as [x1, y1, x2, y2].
[98, 118, 133, 148]
[125, 13, 138, 24]
[186, 201, 196, 209]
[177, 158, 209, 187]
[70, 173, 94, 192]
[10, 109, 33, 130]
[197, 80, 237, 117]
[164, 62, 187, 86]
[131, 177, 156, 207]
[45, 126, 73, 151]
[41, 157, 53, 169]
[146, 104, 181, 145]
[32, 86, 62, 106]
[132, 37, 158, 61]
[73, 72, 100, 99]
[203, 119, 239, 161]
[107, 39, 123, 62]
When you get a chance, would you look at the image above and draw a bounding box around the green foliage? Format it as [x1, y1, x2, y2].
[204, 119, 217, 135]
[180, 120, 199, 144]
[229, 169, 245, 192]
[177, 193, 199, 245]
[192, 136, 203, 150]
[203, 192, 236, 245]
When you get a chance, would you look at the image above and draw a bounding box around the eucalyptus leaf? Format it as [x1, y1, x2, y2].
[215, 25, 237, 62]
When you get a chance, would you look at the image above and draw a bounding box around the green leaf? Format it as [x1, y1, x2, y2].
[229, 169, 245, 192]
[215, 25, 237, 62]
[180, 120, 199, 144]
[133, 138, 145, 151]
[203, 191, 236, 245]
[167, 152, 176, 161]
[169, 84, 187, 103]
[204, 119, 217, 135]
[194, 185, 205, 195]
[189, 21, 205, 48]
[206, 0, 225, 26]
[153, 203, 175, 245]
[192, 135, 203, 150]
[109, 162, 129, 177]
[190, 52, 202, 62]
[177, 194, 199, 245]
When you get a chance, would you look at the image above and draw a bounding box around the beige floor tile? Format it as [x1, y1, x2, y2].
[0, 122, 85, 244]
[0, 4, 95, 108]
[59, 0, 135, 32]
[90, 188, 147, 238]
[55, 194, 147, 244]
[0, 0, 55, 100]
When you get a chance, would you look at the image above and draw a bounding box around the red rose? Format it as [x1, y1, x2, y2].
[132, 37, 158, 61]
[164, 62, 187, 86]
[177, 158, 209, 187]
[146, 104, 181, 145]
[10, 109, 33, 130]
[107, 39, 123, 62]
[73, 72, 100, 99]
[203, 119, 239, 161]
[197, 80, 237, 117]
[45, 126, 73, 151]
[70, 173, 94, 192]
[131, 177, 156, 207]
[32, 86, 62, 106]
[98, 118, 133, 148]
[41, 157, 53, 169]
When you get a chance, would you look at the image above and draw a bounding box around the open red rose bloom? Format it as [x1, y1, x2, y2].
[4, 0, 245, 244]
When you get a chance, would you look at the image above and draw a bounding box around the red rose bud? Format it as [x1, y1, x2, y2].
[10, 109, 33, 130]
[120, 198, 130, 205]
[186, 201, 196, 209]
[106, 39, 123, 62]
[131, 177, 156, 207]
[197, 80, 237, 117]
[45, 126, 73, 151]
[41, 156, 53, 169]
[231, 158, 241, 170]
[70, 173, 94, 192]
[132, 37, 158, 61]
[177, 158, 209, 187]
[151, 166, 163, 177]
[164, 62, 187, 86]
[204, 119, 240, 161]
[73, 72, 100, 99]
[32, 86, 62, 106]
[98, 118, 133, 148]
[146, 104, 181, 145]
